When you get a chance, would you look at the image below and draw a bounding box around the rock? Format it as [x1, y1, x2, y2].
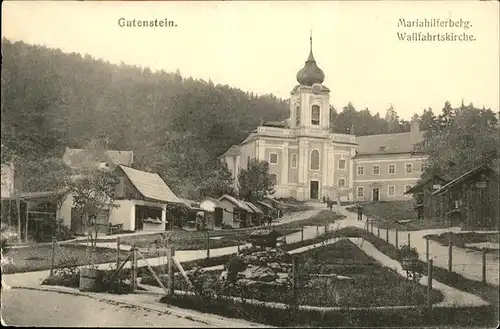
[219, 270, 228, 281]
[268, 262, 281, 271]
[238, 265, 277, 282]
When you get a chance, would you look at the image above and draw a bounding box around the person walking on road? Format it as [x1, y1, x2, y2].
[356, 203, 364, 221]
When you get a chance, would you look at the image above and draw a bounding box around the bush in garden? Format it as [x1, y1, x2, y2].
[42, 257, 81, 288]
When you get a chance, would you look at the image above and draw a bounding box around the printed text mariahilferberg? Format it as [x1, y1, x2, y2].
[398, 18, 471, 29]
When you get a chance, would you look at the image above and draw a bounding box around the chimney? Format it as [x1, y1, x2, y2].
[410, 114, 420, 146]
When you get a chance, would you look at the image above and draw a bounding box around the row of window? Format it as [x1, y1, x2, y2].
[268, 173, 348, 187]
[356, 163, 423, 175]
[269, 152, 347, 170]
[295, 105, 321, 126]
[356, 185, 412, 198]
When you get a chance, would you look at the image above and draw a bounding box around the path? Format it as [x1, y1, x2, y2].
[348, 237, 488, 307]
[336, 207, 500, 286]
[1, 287, 266, 327]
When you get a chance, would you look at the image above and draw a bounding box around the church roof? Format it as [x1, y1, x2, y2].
[296, 34, 325, 86]
[220, 145, 240, 158]
[355, 131, 425, 156]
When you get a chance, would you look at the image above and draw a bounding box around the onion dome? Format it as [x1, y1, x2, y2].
[296, 34, 325, 86]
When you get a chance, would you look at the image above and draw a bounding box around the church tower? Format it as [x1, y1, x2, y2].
[290, 33, 331, 132]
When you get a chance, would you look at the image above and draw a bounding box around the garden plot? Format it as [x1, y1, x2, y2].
[143, 239, 443, 308]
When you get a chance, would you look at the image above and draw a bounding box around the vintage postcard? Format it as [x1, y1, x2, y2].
[1, 0, 499, 327]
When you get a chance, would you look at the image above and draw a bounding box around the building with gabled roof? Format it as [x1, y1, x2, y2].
[403, 174, 449, 220]
[432, 164, 499, 230]
[58, 163, 182, 233]
[218, 194, 255, 228]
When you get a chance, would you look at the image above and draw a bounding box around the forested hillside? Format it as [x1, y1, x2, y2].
[1, 39, 289, 196]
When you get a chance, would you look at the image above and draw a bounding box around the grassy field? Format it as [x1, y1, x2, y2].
[424, 232, 499, 252]
[1, 244, 131, 274]
[293, 239, 443, 307]
[347, 201, 451, 231]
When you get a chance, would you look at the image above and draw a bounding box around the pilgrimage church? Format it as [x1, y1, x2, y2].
[221, 35, 426, 202]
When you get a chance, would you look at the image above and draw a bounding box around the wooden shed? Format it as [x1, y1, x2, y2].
[432, 164, 499, 230]
[403, 174, 449, 220]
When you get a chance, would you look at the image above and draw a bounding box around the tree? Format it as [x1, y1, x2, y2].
[199, 160, 235, 199]
[67, 168, 119, 266]
[415, 101, 499, 179]
[237, 159, 275, 201]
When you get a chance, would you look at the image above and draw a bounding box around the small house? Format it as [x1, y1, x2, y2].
[59, 165, 183, 233]
[218, 194, 254, 228]
[245, 201, 264, 226]
[432, 164, 499, 230]
[180, 198, 203, 230]
[199, 197, 224, 230]
[403, 174, 449, 220]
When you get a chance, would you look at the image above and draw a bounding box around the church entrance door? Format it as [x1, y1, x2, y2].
[372, 188, 380, 202]
[310, 181, 319, 200]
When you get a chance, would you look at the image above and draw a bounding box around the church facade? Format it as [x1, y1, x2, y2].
[221, 37, 426, 202]
[222, 37, 357, 201]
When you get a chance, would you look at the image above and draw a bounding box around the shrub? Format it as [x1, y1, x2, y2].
[399, 245, 419, 260]
[33, 218, 73, 242]
[42, 257, 80, 288]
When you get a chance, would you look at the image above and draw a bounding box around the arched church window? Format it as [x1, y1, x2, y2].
[338, 178, 346, 187]
[310, 150, 320, 170]
[295, 105, 301, 127]
[311, 105, 320, 125]
[270, 173, 278, 184]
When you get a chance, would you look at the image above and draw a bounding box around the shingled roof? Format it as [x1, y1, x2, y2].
[118, 165, 182, 204]
[355, 131, 425, 156]
[218, 194, 253, 212]
[432, 164, 498, 196]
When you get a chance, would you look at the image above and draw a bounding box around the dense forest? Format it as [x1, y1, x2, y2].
[1, 39, 497, 197]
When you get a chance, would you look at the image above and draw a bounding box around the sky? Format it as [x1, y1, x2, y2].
[2, 1, 499, 120]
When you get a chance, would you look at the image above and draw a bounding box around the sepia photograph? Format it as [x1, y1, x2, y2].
[1, 0, 499, 327]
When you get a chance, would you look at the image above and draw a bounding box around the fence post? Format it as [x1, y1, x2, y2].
[116, 237, 121, 269]
[292, 256, 298, 310]
[377, 227, 380, 238]
[301, 226, 304, 242]
[386, 229, 389, 243]
[408, 233, 411, 248]
[427, 259, 433, 312]
[316, 225, 319, 236]
[370, 220, 374, 234]
[167, 245, 175, 295]
[206, 230, 210, 259]
[426, 237, 429, 262]
[49, 236, 56, 277]
[395, 229, 399, 249]
[482, 247, 486, 284]
[448, 239, 453, 273]
[131, 247, 137, 292]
